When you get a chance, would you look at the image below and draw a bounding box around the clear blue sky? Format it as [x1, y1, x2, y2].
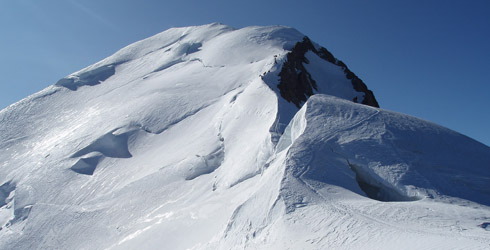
[1, 0, 489, 146]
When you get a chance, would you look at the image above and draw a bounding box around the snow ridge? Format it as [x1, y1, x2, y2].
[0, 24, 489, 249]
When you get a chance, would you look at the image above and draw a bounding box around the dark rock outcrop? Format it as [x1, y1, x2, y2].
[277, 36, 379, 108]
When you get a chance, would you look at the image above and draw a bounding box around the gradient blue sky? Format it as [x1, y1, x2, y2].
[1, 0, 489, 146]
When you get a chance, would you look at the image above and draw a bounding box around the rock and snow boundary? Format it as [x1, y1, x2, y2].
[0, 23, 489, 249]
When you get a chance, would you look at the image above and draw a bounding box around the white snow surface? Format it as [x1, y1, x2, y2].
[1, 23, 489, 249]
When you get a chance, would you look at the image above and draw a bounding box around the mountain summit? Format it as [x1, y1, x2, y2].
[1, 23, 489, 249]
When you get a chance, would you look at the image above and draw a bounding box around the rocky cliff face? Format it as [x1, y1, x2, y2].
[277, 36, 379, 108]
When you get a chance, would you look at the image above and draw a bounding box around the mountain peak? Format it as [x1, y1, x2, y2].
[277, 36, 379, 108]
[53, 23, 375, 110]
[1, 24, 489, 249]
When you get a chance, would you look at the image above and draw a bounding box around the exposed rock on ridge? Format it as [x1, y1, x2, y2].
[277, 36, 379, 108]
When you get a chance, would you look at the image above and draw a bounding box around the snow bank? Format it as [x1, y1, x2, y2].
[287, 94, 490, 205]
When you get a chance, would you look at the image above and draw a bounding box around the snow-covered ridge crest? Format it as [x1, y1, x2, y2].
[275, 103, 307, 153]
[0, 24, 310, 249]
[1, 23, 489, 249]
[283, 94, 490, 205]
[54, 23, 304, 91]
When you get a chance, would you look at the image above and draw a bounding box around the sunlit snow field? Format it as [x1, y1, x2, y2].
[1, 24, 489, 249]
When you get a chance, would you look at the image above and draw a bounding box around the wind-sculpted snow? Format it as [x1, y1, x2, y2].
[71, 129, 133, 159]
[0, 23, 489, 249]
[55, 64, 117, 90]
[282, 95, 490, 205]
[70, 154, 102, 175]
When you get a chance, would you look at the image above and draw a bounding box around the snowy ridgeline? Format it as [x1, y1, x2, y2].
[0, 23, 489, 249]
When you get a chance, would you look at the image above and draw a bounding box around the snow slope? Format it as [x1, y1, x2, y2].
[0, 23, 489, 249]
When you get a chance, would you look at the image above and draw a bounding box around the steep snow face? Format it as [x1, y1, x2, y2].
[0, 23, 489, 249]
[207, 94, 490, 250]
[287, 95, 490, 205]
[0, 23, 298, 249]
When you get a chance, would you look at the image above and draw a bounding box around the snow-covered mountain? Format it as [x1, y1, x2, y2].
[1, 23, 489, 249]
